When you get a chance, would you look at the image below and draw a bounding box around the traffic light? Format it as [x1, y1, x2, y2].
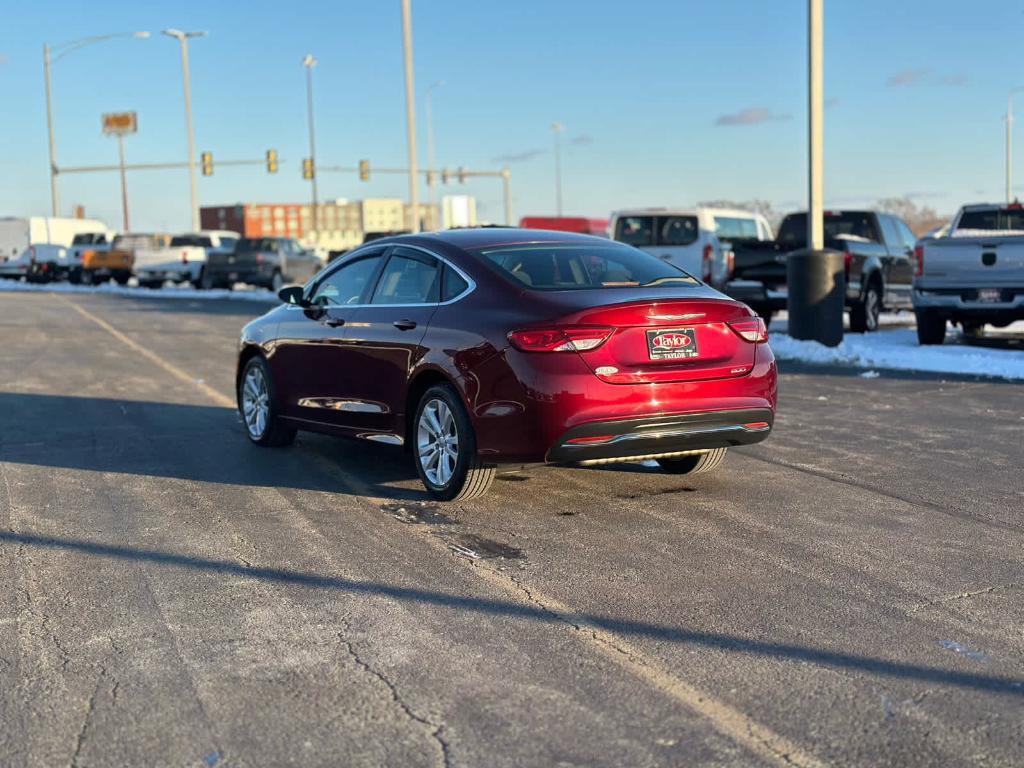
[201, 151, 213, 176]
[359, 159, 370, 182]
[266, 149, 278, 174]
[457, 166, 467, 184]
[441, 168, 450, 185]
[302, 157, 314, 180]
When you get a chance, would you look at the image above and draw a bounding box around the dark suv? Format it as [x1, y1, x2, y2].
[203, 237, 322, 291]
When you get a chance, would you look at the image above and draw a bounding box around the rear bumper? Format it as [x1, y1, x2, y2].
[206, 262, 273, 285]
[546, 408, 773, 464]
[136, 263, 201, 282]
[913, 287, 1024, 312]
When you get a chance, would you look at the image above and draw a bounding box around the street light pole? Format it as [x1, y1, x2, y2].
[425, 80, 444, 221]
[303, 54, 319, 238]
[552, 122, 564, 216]
[1007, 89, 1024, 204]
[400, 0, 420, 233]
[164, 29, 205, 232]
[808, 0, 824, 251]
[502, 166, 513, 226]
[117, 134, 130, 231]
[42, 32, 150, 217]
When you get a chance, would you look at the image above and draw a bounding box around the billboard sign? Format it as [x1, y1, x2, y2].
[102, 112, 138, 136]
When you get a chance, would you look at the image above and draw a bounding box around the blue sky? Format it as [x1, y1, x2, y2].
[1, 0, 1022, 230]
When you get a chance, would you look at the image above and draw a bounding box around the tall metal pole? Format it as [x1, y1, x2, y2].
[425, 81, 443, 219]
[1008, 93, 1015, 204]
[552, 122, 564, 217]
[400, 0, 420, 233]
[165, 30, 203, 231]
[117, 134, 130, 231]
[502, 166, 512, 226]
[808, 0, 824, 250]
[43, 44, 60, 216]
[303, 54, 319, 237]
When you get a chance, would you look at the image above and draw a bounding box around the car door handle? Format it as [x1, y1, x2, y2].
[393, 319, 417, 331]
[324, 317, 344, 328]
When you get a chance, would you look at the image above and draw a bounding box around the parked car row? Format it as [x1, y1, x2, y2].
[1, 222, 326, 291]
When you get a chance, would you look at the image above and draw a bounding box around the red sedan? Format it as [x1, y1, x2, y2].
[236, 229, 777, 500]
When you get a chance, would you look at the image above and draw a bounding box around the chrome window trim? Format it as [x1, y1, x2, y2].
[292, 242, 477, 310]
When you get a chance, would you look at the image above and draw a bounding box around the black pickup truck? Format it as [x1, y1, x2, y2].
[726, 210, 917, 332]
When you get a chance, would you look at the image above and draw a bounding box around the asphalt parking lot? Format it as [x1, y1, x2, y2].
[1, 291, 1022, 768]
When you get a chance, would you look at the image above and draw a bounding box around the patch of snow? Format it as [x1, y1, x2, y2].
[859, 370, 880, 379]
[0, 279, 276, 303]
[771, 328, 1024, 381]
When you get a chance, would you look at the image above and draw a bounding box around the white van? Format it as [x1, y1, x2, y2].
[609, 208, 774, 289]
[0, 217, 110, 278]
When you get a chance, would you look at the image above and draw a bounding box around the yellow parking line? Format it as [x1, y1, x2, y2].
[67, 293, 826, 768]
[62, 297, 236, 409]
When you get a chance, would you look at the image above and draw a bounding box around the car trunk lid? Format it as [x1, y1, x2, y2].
[539, 293, 759, 384]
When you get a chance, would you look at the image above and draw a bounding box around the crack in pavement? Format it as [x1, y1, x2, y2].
[336, 628, 452, 768]
[909, 584, 1020, 613]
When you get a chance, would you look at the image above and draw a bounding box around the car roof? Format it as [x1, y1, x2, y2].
[611, 207, 766, 219]
[380, 227, 612, 250]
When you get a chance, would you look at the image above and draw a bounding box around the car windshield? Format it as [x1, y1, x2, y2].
[957, 208, 1024, 231]
[777, 212, 879, 247]
[237, 238, 279, 252]
[473, 242, 698, 290]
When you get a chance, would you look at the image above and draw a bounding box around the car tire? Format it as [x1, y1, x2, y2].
[961, 321, 984, 337]
[413, 384, 495, 501]
[114, 272, 131, 286]
[68, 268, 82, 285]
[915, 310, 946, 345]
[271, 270, 284, 292]
[238, 356, 296, 447]
[850, 281, 881, 333]
[656, 448, 728, 475]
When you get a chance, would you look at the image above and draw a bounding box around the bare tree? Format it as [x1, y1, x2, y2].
[874, 196, 949, 237]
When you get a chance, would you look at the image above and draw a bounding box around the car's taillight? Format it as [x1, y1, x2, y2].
[28, 246, 36, 264]
[728, 317, 768, 343]
[843, 250, 853, 281]
[702, 244, 714, 282]
[914, 245, 924, 277]
[181, 250, 189, 264]
[508, 326, 614, 353]
[726, 249, 735, 280]
[255, 253, 264, 265]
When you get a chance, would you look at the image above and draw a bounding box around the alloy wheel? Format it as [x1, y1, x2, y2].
[417, 398, 458, 487]
[241, 366, 270, 439]
[865, 287, 880, 330]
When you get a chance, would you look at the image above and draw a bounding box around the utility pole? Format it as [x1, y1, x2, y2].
[502, 166, 513, 226]
[164, 29, 205, 231]
[303, 54, 319, 237]
[117, 134, 130, 231]
[1007, 89, 1024, 204]
[43, 44, 59, 216]
[400, 0, 420, 233]
[425, 80, 444, 219]
[808, 0, 823, 251]
[552, 122, 564, 216]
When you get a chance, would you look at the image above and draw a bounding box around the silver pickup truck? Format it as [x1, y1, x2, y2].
[913, 203, 1024, 344]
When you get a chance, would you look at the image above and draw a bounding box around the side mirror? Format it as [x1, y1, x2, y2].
[278, 285, 307, 306]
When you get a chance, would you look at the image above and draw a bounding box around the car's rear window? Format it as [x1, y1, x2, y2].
[237, 238, 279, 252]
[778, 212, 880, 247]
[473, 242, 698, 291]
[614, 215, 699, 247]
[957, 208, 1024, 231]
[170, 235, 213, 247]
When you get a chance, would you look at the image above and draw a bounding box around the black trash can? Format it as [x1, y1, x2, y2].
[786, 249, 845, 347]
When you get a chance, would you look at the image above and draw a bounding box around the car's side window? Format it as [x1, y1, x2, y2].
[878, 215, 903, 250]
[371, 248, 440, 305]
[441, 265, 470, 302]
[895, 219, 917, 250]
[309, 255, 384, 307]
